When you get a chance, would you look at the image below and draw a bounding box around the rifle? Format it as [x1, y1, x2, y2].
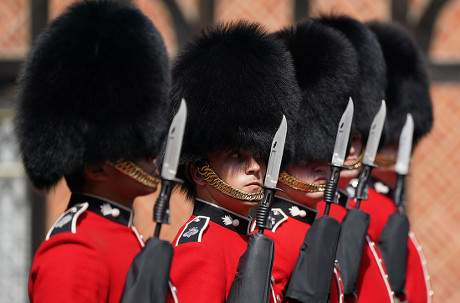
[378, 113, 413, 296]
[336, 101, 386, 297]
[285, 98, 354, 303]
[121, 99, 187, 303]
[227, 116, 287, 303]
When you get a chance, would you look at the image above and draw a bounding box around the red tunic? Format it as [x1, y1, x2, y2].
[355, 236, 394, 303]
[169, 199, 281, 303]
[29, 194, 143, 303]
[261, 197, 342, 303]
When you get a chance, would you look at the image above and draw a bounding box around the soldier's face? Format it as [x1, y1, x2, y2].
[196, 149, 266, 216]
[105, 157, 160, 208]
[339, 136, 363, 189]
[371, 143, 399, 188]
[277, 161, 329, 208]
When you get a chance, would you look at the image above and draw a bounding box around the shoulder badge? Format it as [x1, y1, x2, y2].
[176, 216, 210, 246]
[46, 202, 88, 240]
[270, 208, 288, 233]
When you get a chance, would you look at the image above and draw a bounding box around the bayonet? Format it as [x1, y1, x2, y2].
[154, 99, 187, 237]
[355, 100, 386, 208]
[323, 98, 354, 215]
[264, 116, 287, 188]
[395, 114, 414, 176]
[362, 100, 387, 166]
[256, 115, 287, 233]
[160, 99, 187, 181]
[394, 114, 414, 209]
[331, 98, 355, 166]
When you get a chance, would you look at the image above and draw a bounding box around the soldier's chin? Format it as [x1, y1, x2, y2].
[242, 200, 261, 207]
[245, 184, 263, 191]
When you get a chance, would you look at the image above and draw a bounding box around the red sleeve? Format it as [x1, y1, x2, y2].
[169, 242, 228, 303]
[29, 236, 109, 303]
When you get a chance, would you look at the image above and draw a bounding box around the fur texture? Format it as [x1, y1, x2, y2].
[15, 0, 170, 190]
[274, 19, 360, 163]
[367, 22, 433, 146]
[317, 15, 387, 141]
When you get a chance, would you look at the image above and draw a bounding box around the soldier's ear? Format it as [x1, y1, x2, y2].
[189, 163, 206, 186]
[84, 162, 109, 182]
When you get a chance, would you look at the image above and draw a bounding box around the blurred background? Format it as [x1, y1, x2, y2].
[0, 0, 459, 302]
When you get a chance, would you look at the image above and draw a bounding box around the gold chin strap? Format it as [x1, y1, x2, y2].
[197, 162, 264, 201]
[278, 171, 326, 192]
[344, 147, 364, 169]
[111, 159, 160, 190]
[374, 154, 397, 167]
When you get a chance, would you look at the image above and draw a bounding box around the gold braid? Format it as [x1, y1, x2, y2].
[344, 147, 364, 169]
[278, 172, 326, 192]
[197, 162, 264, 201]
[111, 159, 160, 190]
[374, 154, 397, 167]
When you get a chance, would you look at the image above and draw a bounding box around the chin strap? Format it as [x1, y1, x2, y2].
[197, 162, 264, 201]
[110, 159, 160, 190]
[344, 147, 364, 169]
[278, 171, 326, 192]
[374, 153, 397, 167]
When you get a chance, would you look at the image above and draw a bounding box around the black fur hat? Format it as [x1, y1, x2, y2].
[15, 0, 170, 190]
[317, 15, 386, 141]
[367, 22, 433, 146]
[170, 21, 301, 197]
[273, 19, 359, 163]
[171, 21, 301, 165]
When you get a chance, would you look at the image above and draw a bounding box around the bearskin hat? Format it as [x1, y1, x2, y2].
[273, 19, 360, 163]
[170, 21, 301, 198]
[15, 0, 170, 190]
[316, 15, 387, 141]
[171, 21, 301, 166]
[367, 22, 433, 146]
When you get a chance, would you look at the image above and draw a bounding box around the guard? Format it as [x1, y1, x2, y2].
[16, 1, 170, 302]
[167, 21, 300, 302]
[368, 21, 434, 303]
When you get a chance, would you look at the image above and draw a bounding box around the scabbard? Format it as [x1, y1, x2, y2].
[227, 233, 275, 303]
[285, 216, 340, 303]
[335, 208, 370, 296]
[378, 212, 409, 296]
[120, 237, 174, 303]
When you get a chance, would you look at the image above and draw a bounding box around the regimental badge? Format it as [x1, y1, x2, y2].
[100, 203, 113, 216]
[222, 215, 233, 226]
[374, 181, 390, 195]
[289, 206, 307, 218]
[176, 216, 210, 246]
[100, 203, 120, 218]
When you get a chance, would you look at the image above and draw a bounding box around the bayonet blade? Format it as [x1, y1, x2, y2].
[264, 115, 287, 188]
[362, 100, 386, 166]
[331, 98, 354, 166]
[395, 114, 414, 175]
[161, 99, 187, 180]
